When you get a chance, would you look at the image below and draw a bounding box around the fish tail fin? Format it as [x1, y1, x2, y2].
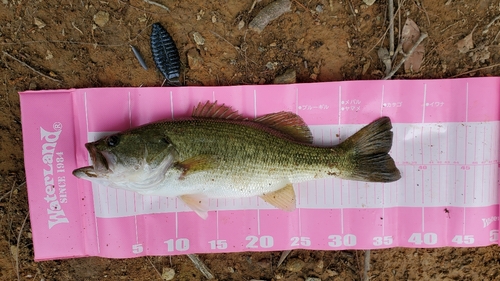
[337, 117, 401, 182]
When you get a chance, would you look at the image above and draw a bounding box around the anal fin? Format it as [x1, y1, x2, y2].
[260, 184, 296, 212]
[179, 194, 209, 219]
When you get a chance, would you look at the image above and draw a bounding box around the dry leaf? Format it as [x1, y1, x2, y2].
[456, 32, 474, 54]
[401, 18, 425, 73]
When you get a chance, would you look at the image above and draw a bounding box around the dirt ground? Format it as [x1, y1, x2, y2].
[1, 0, 500, 280]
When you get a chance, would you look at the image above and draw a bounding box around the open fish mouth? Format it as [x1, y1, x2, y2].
[72, 143, 113, 179]
[85, 142, 110, 171]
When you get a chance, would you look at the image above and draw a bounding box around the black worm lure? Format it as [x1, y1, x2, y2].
[150, 22, 181, 85]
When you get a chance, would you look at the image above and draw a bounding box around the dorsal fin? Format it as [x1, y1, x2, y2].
[192, 101, 245, 120]
[254, 111, 313, 143]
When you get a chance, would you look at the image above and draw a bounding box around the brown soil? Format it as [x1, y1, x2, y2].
[1, 0, 500, 280]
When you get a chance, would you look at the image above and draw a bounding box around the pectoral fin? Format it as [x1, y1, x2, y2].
[176, 155, 220, 179]
[260, 184, 296, 212]
[179, 194, 209, 219]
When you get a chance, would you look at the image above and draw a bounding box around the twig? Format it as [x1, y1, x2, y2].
[277, 250, 292, 268]
[412, 0, 430, 26]
[451, 63, 500, 78]
[0, 182, 25, 203]
[483, 14, 500, 33]
[363, 250, 371, 281]
[187, 254, 214, 280]
[292, 0, 308, 11]
[383, 32, 428, 79]
[209, 31, 239, 50]
[16, 212, 29, 281]
[143, 0, 170, 12]
[71, 22, 84, 35]
[2, 51, 63, 83]
[388, 0, 395, 56]
[366, 4, 402, 54]
[494, 30, 500, 43]
[146, 257, 163, 280]
[248, 0, 258, 13]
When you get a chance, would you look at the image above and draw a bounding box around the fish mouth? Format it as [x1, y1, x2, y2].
[72, 143, 112, 179]
[85, 142, 110, 171]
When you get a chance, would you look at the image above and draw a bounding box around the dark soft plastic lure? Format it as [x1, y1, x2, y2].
[151, 22, 181, 85]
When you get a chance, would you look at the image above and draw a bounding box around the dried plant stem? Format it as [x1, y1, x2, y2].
[389, 0, 395, 56]
[143, 0, 170, 12]
[366, 4, 401, 54]
[146, 257, 162, 279]
[2, 51, 62, 83]
[363, 250, 371, 281]
[16, 212, 29, 281]
[383, 33, 428, 80]
[451, 63, 500, 78]
[187, 254, 214, 279]
[277, 250, 292, 268]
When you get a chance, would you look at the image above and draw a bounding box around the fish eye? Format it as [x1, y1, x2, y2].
[107, 135, 120, 147]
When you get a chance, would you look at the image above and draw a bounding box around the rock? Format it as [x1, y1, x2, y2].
[363, 0, 376, 5]
[192, 31, 205, 45]
[34, 17, 46, 29]
[266, 61, 278, 70]
[249, 0, 292, 33]
[237, 20, 245, 30]
[257, 258, 271, 269]
[326, 269, 338, 276]
[45, 50, 53, 60]
[306, 278, 322, 281]
[286, 258, 305, 272]
[187, 48, 204, 70]
[273, 69, 296, 84]
[93, 11, 109, 27]
[161, 267, 175, 280]
[314, 260, 324, 273]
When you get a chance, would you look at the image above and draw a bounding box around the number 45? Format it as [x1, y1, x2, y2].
[451, 235, 474, 245]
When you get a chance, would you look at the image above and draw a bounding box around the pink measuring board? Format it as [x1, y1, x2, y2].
[20, 78, 500, 261]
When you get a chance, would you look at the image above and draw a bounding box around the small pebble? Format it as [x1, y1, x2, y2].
[306, 278, 322, 281]
[257, 258, 271, 269]
[192, 31, 205, 45]
[326, 269, 338, 276]
[266, 61, 278, 70]
[286, 258, 305, 272]
[93, 11, 109, 27]
[34, 17, 46, 29]
[314, 260, 324, 273]
[238, 20, 245, 30]
[315, 5, 323, 13]
[273, 69, 296, 84]
[161, 268, 175, 281]
[45, 50, 53, 60]
[363, 0, 376, 5]
[187, 48, 204, 70]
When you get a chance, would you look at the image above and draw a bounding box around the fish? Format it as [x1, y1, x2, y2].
[73, 101, 401, 219]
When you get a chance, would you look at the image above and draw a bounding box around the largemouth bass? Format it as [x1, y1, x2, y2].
[73, 101, 401, 218]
